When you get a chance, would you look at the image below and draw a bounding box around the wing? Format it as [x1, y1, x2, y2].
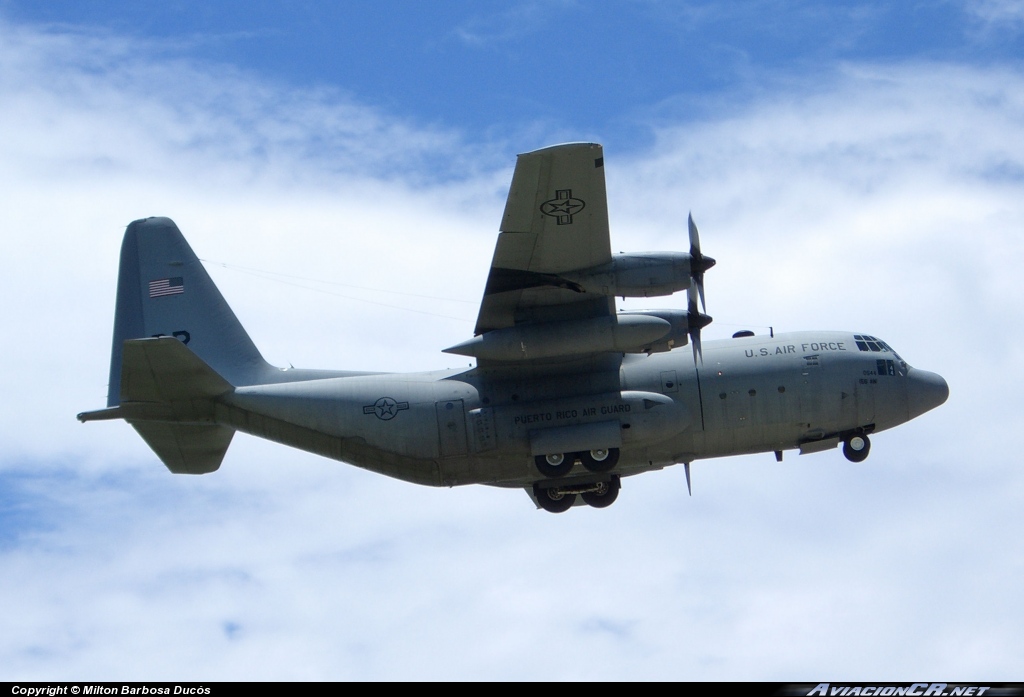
[474, 143, 614, 335]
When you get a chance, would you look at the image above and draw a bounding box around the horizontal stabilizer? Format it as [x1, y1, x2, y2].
[119, 336, 235, 474]
[131, 422, 234, 475]
[77, 406, 125, 422]
[120, 336, 232, 404]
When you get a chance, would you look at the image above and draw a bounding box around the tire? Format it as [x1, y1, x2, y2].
[581, 476, 621, 508]
[534, 484, 576, 513]
[842, 435, 871, 463]
[535, 452, 573, 478]
[579, 447, 620, 473]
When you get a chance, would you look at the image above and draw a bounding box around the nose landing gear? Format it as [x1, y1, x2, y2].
[843, 434, 871, 462]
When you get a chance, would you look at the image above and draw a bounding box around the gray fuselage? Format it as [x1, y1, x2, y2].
[216, 330, 947, 488]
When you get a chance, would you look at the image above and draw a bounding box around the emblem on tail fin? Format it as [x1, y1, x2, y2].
[148, 277, 184, 297]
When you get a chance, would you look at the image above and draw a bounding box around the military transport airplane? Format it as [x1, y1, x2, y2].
[78, 143, 948, 512]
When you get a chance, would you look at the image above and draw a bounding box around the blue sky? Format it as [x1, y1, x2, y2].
[7, 1, 1022, 150]
[1, 0, 1023, 681]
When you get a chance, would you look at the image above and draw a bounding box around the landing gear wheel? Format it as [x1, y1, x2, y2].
[579, 447, 620, 473]
[535, 453, 573, 478]
[843, 435, 871, 462]
[581, 476, 621, 508]
[533, 484, 576, 513]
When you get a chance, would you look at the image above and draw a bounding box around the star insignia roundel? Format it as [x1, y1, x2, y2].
[363, 396, 410, 420]
[539, 189, 585, 225]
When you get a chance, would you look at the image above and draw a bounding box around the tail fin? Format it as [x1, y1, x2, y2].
[107, 217, 271, 406]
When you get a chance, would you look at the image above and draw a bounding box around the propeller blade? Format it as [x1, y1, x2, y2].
[687, 213, 714, 313]
[686, 282, 714, 365]
[688, 284, 703, 364]
[684, 462, 692, 496]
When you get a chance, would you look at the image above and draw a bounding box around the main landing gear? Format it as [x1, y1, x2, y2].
[533, 476, 621, 513]
[842, 434, 871, 462]
[534, 448, 620, 477]
[534, 452, 573, 478]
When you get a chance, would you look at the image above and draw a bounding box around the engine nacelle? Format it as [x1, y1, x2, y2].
[444, 314, 672, 361]
[565, 253, 693, 298]
[618, 309, 692, 353]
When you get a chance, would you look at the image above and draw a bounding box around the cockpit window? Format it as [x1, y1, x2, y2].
[854, 335, 888, 352]
[857, 335, 908, 374]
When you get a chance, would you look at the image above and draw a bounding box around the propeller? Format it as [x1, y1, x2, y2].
[687, 283, 712, 364]
[686, 213, 714, 364]
[688, 213, 716, 313]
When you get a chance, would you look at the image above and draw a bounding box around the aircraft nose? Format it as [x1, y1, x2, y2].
[906, 368, 949, 420]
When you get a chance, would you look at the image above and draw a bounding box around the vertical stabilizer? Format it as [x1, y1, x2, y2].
[107, 217, 271, 406]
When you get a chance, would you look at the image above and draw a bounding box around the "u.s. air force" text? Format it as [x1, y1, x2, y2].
[746, 341, 848, 358]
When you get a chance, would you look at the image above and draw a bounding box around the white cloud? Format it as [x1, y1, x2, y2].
[966, 0, 1024, 28]
[448, 0, 566, 48]
[1, 18, 1022, 680]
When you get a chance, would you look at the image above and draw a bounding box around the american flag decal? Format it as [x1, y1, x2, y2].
[149, 277, 184, 298]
